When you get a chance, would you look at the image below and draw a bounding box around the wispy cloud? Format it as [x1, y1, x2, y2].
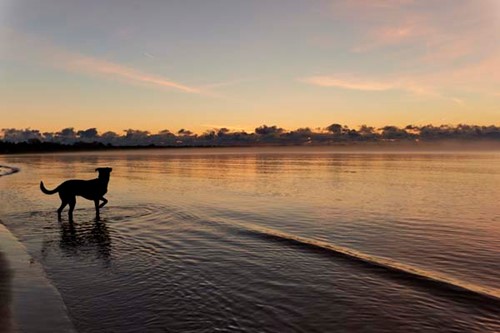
[3, 29, 204, 95]
[299, 73, 464, 105]
[200, 124, 247, 131]
[304, 1, 500, 105]
[333, 0, 498, 64]
[352, 23, 427, 53]
[200, 78, 256, 89]
[67, 56, 201, 94]
[301, 76, 393, 91]
[450, 97, 465, 106]
[300, 75, 433, 96]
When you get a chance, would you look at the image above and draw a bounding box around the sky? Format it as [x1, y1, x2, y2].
[1, 0, 499, 134]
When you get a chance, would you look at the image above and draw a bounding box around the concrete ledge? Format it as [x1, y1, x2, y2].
[0, 223, 76, 332]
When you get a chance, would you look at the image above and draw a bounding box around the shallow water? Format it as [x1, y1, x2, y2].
[1, 147, 499, 332]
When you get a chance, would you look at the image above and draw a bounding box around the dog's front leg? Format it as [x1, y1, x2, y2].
[94, 200, 101, 221]
[99, 197, 108, 208]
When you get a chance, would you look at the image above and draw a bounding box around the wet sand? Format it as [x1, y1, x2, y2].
[0, 223, 76, 333]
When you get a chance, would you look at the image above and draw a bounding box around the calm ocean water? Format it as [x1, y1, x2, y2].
[1, 147, 499, 332]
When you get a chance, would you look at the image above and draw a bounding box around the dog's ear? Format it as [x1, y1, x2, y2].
[95, 168, 100, 172]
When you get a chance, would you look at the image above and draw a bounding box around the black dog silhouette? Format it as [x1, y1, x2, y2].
[40, 167, 112, 221]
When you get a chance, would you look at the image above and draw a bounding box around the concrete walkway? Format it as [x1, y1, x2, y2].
[0, 223, 76, 332]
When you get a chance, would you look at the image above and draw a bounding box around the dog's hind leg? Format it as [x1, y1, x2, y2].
[99, 197, 108, 208]
[68, 197, 76, 222]
[94, 199, 101, 221]
[57, 201, 67, 221]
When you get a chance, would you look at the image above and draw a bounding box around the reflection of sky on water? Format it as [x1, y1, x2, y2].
[0, 148, 499, 332]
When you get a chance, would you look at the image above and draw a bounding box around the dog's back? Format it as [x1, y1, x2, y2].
[65, 179, 110, 200]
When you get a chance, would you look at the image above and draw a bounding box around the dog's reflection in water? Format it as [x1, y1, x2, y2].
[58, 219, 112, 263]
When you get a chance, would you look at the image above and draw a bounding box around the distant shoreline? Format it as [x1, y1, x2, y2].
[0, 165, 20, 176]
[1, 139, 499, 155]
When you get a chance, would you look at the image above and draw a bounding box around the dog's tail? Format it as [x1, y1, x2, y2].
[40, 181, 59, 195]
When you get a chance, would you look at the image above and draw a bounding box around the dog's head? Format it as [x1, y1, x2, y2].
[95, 167, 113, 176]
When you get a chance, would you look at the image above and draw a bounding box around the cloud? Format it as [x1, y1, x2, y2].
[300, 74, 435, 96]
[2, 30, 248, 99]
[301, 76, 393, 91]
[200, 124, 247, 131]
[3, 29, 204, 95]
[67, 56, 201, 94]
[299, 73, 466, 105]
[332, 0, 499, 64]
[200, 78, 256, 89]
[351, 22, 428, 53]
[304, 1, 500, 104]
[450, 98, 465, 106]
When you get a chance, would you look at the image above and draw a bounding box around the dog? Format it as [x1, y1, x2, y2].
[40, 167, 112, 221]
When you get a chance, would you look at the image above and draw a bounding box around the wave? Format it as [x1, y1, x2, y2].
[0, 164, 20, 177]
[218, 218, 500, 304]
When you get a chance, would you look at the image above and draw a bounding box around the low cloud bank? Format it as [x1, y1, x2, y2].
[1, 124, 499, 149]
